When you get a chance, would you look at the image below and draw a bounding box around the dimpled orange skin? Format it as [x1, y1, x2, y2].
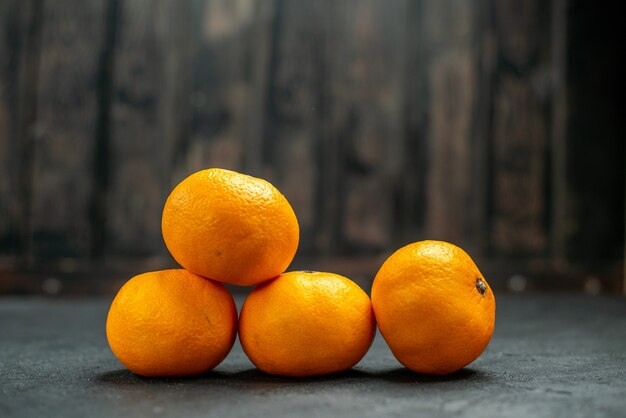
[371, 240, 495, 375]
[161, 168, 299, 286]
[239, 271, 376, 377]
[106, 270, 237, 377]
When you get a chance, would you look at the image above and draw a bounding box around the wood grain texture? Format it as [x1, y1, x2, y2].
[173, 0, 254, 182]
[29, 0, 106, 260]
[0, 0, 623, 290]
[489, 0, 552, 256]
[549, 0, 567, 261]
[422, 0, 478, 247]
[0, 0, 22, 262]
[14, 0, 44, 267]
[255, 0, 319, 253]
[396, 0, 428, 247]
[467, 0, 495, 256]
[243, 0, 275, 177]
[106, 0, 190, 256]
[565, 0, 625, 260]
[312, 0, 345, 255]
[312, 0, 406, 254]
[337, 0, 405, 253]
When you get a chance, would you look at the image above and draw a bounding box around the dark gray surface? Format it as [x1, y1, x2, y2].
[1, 294, 625, 418]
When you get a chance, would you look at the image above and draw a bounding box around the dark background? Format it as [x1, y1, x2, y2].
[0, 0, 624, 295]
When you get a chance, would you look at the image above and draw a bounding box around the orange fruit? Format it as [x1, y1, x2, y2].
[239, 271, 376, 377]
[162, 168, 299, 286]
[106, 269, 237, 377]
[371, 240, 495, 375]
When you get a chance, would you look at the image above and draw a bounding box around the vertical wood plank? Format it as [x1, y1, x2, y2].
[172, 0, 255, 184]
[312, 0, 345, 255]
[422, 0, 479, 247]
[0, 0, 22, 263]
[106, 0, 193, 256]
[399, 0, 483, 250]
[90, 0, 120, 259]
[15, 0, 44, 267]
[29, 0, 106, 260]
[565, 0, 625, 261]
[254, 0, 320, 253]
[243, 0, 276, 178]
[466, 0, 496, 256]
[489, 0, 552, 256]
[308, 0, 408, 255]
[397, 0, 428, 246]
[181, 0, 327, 255]
[550, 0, 567, 262]
[337, 0, 406, 253]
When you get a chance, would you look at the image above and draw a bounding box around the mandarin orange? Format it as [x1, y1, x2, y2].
[106, 269, 237, 377]
[239, 271, 376, 377]
[162, 168, 299, 286]
[371, 240, 495, 375]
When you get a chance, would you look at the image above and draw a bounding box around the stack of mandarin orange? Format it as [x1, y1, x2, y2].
[106, 168, 495, 377]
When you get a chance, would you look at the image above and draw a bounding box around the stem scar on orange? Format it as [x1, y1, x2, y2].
[161, 168, 299, 286]
[371, 240, 496, 375]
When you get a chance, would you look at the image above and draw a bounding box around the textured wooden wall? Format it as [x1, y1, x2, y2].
[0, 0, 624, 293]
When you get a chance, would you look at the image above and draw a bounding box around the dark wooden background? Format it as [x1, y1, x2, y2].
[0, 0, 624, 294]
